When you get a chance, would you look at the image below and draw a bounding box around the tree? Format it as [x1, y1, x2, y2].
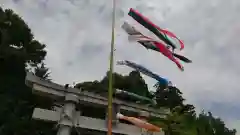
[75, 70, 236, 135]
[154, 85, 184, 110]
[0, 6, 53, 135]
[0, 8, 46, 66]
[195, 111, 236, 135]
[75, 70, 151, 98]
[34, 63, 51, 80]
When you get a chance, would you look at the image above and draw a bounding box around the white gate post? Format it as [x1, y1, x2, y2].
[57, 93, 79, 135]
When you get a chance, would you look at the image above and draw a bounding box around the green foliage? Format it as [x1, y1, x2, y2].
[154, 86, 185, 110]
[0, 8, 46, 66]
[195, 111, 237, 135]
[75, 70, 151, 98]
[0, 6, 236, 135]
[0, 6, 53, 135]
[75, 70, 236, 135]
[34, 63, 51, 81]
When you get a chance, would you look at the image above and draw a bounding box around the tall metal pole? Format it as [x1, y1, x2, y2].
[107, 0, 116, 135]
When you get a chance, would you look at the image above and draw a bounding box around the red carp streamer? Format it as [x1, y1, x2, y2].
[153, 41, 184, 71]
[122, 22, 184, 71]
[129, 8, 184, 50]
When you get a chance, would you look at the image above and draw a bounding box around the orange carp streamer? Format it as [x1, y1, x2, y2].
[117, 113, 161, 132]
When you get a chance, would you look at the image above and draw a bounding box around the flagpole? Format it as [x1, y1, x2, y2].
[107, 0, 116, 135]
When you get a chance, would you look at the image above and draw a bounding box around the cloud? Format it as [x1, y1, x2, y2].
[1, 0, 240, 132]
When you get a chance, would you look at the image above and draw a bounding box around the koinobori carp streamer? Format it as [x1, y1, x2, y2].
[117, 60, 170, 85]
[117, 113, 161, 132]
[121, 22, 185, 71]
[128, 8, 184, 51]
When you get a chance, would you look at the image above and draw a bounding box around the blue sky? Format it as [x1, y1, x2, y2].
[1, 0, 240, 132]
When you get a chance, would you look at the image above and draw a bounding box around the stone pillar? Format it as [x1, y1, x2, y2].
[57, 94, 79, 135]
[139, 111, 153, 135]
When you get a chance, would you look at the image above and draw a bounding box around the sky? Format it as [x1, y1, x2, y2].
[1, 0, 240, 132]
